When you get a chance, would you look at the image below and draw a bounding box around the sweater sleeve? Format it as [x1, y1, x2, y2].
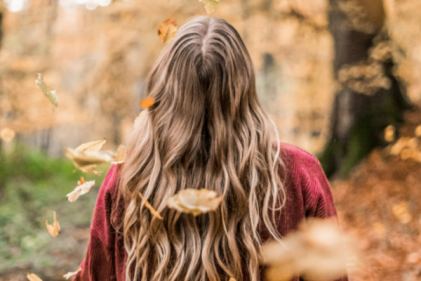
[73, 165, 118, 281]
[299, 151, 349, 281]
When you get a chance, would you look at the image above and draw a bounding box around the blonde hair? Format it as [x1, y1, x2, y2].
[119, 16, 285, 281]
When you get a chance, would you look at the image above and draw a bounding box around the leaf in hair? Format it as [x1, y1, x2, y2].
[139, 193, 163, 220]
[200, 0, 220, 14]
[67, 177, 96, 202]
[26, 273, 43, 281]
[134, 110, 146, 124]
[35, 73, 58, 107]
[140, 97, 155, 109]
[157, 18, 177, 43]
[63, 268, 81, 280]
[167, 189, 223, 216]
[45, 211, 60, 237]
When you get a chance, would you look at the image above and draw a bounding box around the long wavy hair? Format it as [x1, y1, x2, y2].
[118, 16, 285, 281]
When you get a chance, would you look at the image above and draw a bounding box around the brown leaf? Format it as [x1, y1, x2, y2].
[167, 189, 223, 216]
[65, 148, 114, 173]
[35, 73, 58, 107]
[63, 268, 82, 280]
[139, 192, 163, 220]
[75, 139, 106, 152]
[158, 18, 177, 43]
[0, 127, 15, 142]
[112, 145, 126, 165]
[26, 273, 43, 281]
[140, 97, 155, 109]
[200, 0, 220, 14]
[67, 179, 96, 202]
[46, 211, 60, 237]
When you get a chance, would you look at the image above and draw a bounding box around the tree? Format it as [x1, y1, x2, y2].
[319, 0, 411, 177]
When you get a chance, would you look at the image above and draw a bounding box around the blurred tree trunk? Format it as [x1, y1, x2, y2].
[320, 0, 411, 177]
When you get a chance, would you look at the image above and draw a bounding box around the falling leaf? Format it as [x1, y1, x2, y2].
[35, 73, 58, 107]
[134, 111, 146, 124]
[167, 189, 223, 216]
[26, 273, 43, 281]
[229, 278, 237, 281]
[384, 125, 394, 142]
[112, 145, 126, 164]
[139, 192, 163, 220]
[261, 219, 351, 281]
[75, 139, 106, 152]
[65, 148, 114, 174]
[78, 176, 86, 185]
[158, 18, 177, 43]
[67, 179, 96, 202]
[46, 211, 60, 237]
[0, 127, 15, 142]
[140, 97, 155, 109]
[415, 125, 421, 137]
[199, 0, 220, 13]
[63, 268, 82, 280]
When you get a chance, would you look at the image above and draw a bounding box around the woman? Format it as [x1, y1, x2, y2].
[74, 16, 347, 281]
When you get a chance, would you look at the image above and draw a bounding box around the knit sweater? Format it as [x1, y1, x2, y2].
[73, 143, 348, 281]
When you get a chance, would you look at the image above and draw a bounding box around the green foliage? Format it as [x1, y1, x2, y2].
[0, 147, 107, 272]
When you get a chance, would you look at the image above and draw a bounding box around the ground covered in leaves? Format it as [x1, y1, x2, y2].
[1, 106, 421, 281]
[332, 104, 421, 281]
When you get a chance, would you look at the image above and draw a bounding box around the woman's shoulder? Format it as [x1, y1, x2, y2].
[278, 142, 323, 172]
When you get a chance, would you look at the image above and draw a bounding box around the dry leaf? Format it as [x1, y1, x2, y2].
[167, 189, 223, 216]
[384, 125, 394, 142]
[200, 0, 220, 13]
[26, 273, 42, 281]
[229, 278, 237, 281]
[158, 18, 177, 43]
[0, 127, 15, 142]
[78, 176, 86, 185]
[67, 179, 96, 202]
[140, 97, 155, 109]
[63, 268, 81, 279]
[134, 111, 146, 124]
[139, 192, 163, 220]
[75, 139, 106, 152]
[65, 148, 114, 174]
[46, 211, 60, 237]
[261, 219, 350, 281]
[415, 125, 421, 137]
[35, 73, 58, 107]
[112, 145, 126, 164]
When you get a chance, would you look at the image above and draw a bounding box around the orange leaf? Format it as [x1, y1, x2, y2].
[140, 97, 155, 109]
[139, 192, 163, 220]
[158, 18, 177, 43]
[27, 273, 42, 281]
[46, 211, 60, 237]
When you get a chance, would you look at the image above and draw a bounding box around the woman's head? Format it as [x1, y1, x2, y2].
[120, 16, 284, 281]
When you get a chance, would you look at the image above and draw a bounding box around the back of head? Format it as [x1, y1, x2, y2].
[120, 16, 284, 281]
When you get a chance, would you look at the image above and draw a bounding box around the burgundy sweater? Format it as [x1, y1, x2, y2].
[74, 143, 348, 281]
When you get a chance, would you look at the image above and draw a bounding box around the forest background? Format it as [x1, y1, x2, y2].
[1, 0, 421, 280]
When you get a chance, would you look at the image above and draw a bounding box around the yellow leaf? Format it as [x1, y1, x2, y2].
[134, 111, 146, 124]
[35, 73, 58, 107]
[46, 211, 60, 237]
[229, 278, 237, 281]
[75, 139, 106, 152]
[140, 97, 155, 109]
[415, 125, 421, 137]
[67, 180, 96, 202]
[63, 268, 82, 279]
[112, 145, 127, 165]
[0, 127, 15, 142]
[26, 273, 43, 281]
[384, 125, 394, 142]
[158, 18, 177, 43]
[65, 148, 114, 172]
[167, 189, 223, 216]
[200, 0, 220, 14]
[139, 192, 163, 220]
